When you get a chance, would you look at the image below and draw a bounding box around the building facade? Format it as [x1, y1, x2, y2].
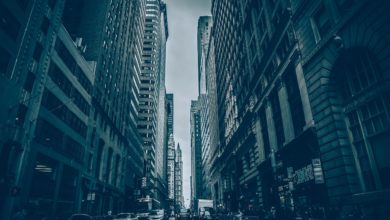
[209, 0, 390, 218]
[0, 0, 90, 218]
[290, 0, 390, 216]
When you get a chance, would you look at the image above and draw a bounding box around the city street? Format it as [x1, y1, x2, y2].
[1, 0, 390, 219]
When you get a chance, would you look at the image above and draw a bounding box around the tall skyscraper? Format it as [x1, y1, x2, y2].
[204, 30, 220, 205]
[155, 2, 169, 208]
[196, 16, 214, 199]
[190, 100, 203, 209]
[137, 0, 169, 207]
[174, 143, 184, 210]
[62, 0, 146, 214]
[197, 16, 212, 95]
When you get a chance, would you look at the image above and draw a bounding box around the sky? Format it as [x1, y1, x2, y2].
[164, 0, 211, 208]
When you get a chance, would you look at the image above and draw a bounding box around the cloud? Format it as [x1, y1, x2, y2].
[165, 0, 211, 208]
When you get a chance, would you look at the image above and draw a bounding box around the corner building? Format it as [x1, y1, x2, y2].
[290, 0, 390, 216]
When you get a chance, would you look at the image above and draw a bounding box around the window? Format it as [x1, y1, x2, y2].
[311, 6, 332, 42]
[336, 49, 390, 190]
[284, 66, 305, 135]
[88, 153, 93, 172]
[33, 43, 43, 61]
[41, 17, 50, 34]
[0, 4, 21, 39]
[270, 90, 285, 149]
[15, 104, 28, 126]
[23, 71, 35, 92]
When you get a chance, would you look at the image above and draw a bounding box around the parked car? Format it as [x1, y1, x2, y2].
[114, 213, 138, 220]
[136, 212, 149, 220]
[69, 214, 93, 220]
[149, 209, 164, 220]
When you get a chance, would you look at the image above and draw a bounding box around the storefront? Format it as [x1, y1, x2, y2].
[276, 128, 327, 213]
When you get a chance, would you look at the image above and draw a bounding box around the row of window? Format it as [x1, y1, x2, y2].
[48, 62, 90, 115]
[35, 118, 84, 164]
[54, 40, 93, 94]
[41, 88, 87, 138]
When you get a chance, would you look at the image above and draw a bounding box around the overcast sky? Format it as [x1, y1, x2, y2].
[164, 0, 211, 208]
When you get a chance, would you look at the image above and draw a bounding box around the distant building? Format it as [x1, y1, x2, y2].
[197, 16, 212, 95]
[166, 93, 174, 137]
[175, 143, 184, 210]
[190, 100, 204, 208]
[167, 134, 176, 210]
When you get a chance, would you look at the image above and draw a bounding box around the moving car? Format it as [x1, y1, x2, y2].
[178, 209, 190, 220]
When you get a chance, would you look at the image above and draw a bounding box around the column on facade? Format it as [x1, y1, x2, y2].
[253, 117, 265, 163]
[295, 62, 314, 128]
[277, 79, 295, 143]
[265, 99, 278, 152]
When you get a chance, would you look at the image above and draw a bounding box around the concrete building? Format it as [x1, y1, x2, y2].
[290, 0, 390, 216]
[0, 1, 92, 218]
[137, 0, 169, 207]
[190, 100, 204, 210]
[174, 143, 184, 210]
